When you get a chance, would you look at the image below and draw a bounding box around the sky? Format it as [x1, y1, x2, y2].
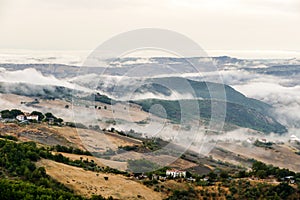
[0, 0, 299, 58]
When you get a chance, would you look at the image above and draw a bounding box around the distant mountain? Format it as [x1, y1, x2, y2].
[127, 77, 286, 134]
[133, 99, 286, 134]
[0, 57, 293, 134]
[0, 63, 80, 79]
[137, 77, 270, 112]
[0, 82, 75, 100]
[0, 79, 286, 134]
[243, 65, 300, 77]
[1, 57, 299, 78]
[98, 76, 286, 134]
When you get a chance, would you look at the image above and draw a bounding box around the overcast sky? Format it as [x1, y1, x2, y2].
[0, 0, 299, 56]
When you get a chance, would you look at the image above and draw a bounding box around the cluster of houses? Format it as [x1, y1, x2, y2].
[166, 169, 187, 178]
[16, 113, 39, 122]
[250, 175, 296, 184]
[282, 176, 296, 184]
[131, 168, 196, 182]
[132, 168, 296, 185]
[245, 135, 300, 145]
[246, 137, 271, 144]
[0, 113, 39, 123]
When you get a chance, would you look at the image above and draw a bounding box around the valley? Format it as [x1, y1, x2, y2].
[1, 56, 300, 199]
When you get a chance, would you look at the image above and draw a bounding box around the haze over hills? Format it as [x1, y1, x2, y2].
[1, 54, 300, 199]
[1, 0, 299, 198]
[0, 79, 286, 134]
[1, 55, 298, 134]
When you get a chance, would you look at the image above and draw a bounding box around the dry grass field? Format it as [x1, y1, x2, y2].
[0, 122, 140, 151]
[216, 142, 300, 172]
[59, 152, 128, 171]
[0, 93, 161, 124]
[37, 159, 163, 200]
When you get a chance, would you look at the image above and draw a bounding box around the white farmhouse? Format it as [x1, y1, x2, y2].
[27, 115, 39, 121]
[290, 135, 300, 143]
[166, 169, 186, 178]
[246, 138, 254, 144]
[16, 115, 25, 121]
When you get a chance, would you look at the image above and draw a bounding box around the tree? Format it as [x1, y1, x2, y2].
[256, 170, 267, 179]
[237, 170, 247, 178]
[10, 109, 24, 118]
[252, 161, 267, 172]
[55, 118, 63, 123]
[0, 110, 13, 118]
[45, 112, 56, 120]
[274, 183, 295, 199]
[30, 111, 45, 121]
[186, 171, 192, 178]
[1, 109, 23, 119]
[220, 171, 229, 179]
[208, 172, 217, 181]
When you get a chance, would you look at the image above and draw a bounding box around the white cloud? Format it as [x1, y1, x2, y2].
[230, 72, 300, 128]
[0, 67, 92, 92]
[0, 50, 89, 65]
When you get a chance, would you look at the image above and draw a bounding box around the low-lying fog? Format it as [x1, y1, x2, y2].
[1, 55, 300, 145]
